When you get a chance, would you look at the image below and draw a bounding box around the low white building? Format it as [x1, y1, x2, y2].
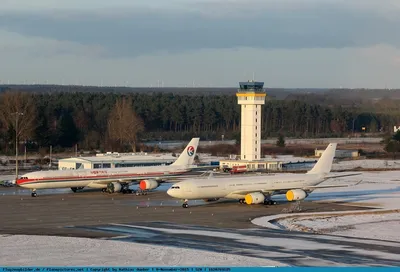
[219, 159, 283, 171]
[314, 149, 359, 159]
[58, 153, 177, 170]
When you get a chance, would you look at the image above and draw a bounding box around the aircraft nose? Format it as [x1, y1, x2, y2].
[167, 188, 174, 197]
[15, 178, 22, 186]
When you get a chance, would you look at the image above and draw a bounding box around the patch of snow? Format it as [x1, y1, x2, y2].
[0, 235, 283, 266]
[275, 212, 400, 241]
[333, 220, 400, 241]
[332, 160, 400, 171]
[252, 170, 400, 243]
[106, 224, 400, 265]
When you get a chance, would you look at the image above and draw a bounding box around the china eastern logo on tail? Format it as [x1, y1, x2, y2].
[187, 146, 195, 156]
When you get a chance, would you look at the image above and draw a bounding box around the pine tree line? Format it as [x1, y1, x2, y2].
[0, 91, 399, 153]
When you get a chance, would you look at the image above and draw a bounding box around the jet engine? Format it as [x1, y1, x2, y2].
[286, 189, 307, 201]
[139, 179, 159, 190]
[107, 182, 122, 193]
[244, 192, 265, 205]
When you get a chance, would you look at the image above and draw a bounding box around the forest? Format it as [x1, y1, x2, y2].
[1, 85, 400, 154]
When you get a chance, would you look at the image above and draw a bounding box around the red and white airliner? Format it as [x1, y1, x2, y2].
[17, 138, 200, 197]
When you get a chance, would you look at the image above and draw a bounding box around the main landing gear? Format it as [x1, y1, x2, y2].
[182, 199, 189, 208]
[238, 198, 278, 205]
[264, 200, 278, 205]
[135, 189, 148, 196]
[31, 189, 37, 197]
[70, 187, 84, 193]
[120, 184, 133, 194]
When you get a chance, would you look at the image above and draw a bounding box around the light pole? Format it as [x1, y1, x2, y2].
[13, 112, 24, 182]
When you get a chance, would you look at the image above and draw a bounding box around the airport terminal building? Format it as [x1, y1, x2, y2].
[314, 149, 359, 159]
[219, 159, 283, 171]
[58, 152, 176, 170]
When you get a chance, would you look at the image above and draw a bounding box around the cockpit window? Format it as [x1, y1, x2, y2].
[171, 186, 180, 189]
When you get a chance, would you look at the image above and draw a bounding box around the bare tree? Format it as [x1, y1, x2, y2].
[0, 91, 37, 141]
[107, 96, 144, 152]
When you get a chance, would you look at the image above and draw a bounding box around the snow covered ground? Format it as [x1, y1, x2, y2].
[71, 223, 400, 266]
[267, 212, 400, 241]
[252, 170, 400, 242]
[332, 159, 400, 171]
[0, 234, 283, 266]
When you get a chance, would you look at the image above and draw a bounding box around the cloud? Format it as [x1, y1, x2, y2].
[1, 0, 400, 88]
[0, 30, 105, 59]
[1, 39, 400, 89]
[0, 1, 400, 58]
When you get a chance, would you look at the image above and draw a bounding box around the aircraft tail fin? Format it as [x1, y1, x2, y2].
[307, 143, 337, 175]
[171, 138, 200, 167]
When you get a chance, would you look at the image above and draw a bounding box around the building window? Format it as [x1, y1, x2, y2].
[244, 155, 246, 159]
[256, 111, 257, 115]
[255, 155, 257, 159]
[255, 148, 257, 152]
[256, 118, 257, 122]
[255, 140, 257, 144]
[255, 133, 257, 137]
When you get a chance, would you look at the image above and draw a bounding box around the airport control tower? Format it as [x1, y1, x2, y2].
[236, 80, 266, 161]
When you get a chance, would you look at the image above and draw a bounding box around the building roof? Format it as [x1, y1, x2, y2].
[239, 80, 264, 89]
[59, 153, 176, 163]
[315, 149, 358, 152]
[220, 159, 282, 164]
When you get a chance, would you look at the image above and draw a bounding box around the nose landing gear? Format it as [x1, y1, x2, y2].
[182, 199, 189, 208]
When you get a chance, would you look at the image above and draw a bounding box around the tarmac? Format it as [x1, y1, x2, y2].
[0, 186, 371, 238]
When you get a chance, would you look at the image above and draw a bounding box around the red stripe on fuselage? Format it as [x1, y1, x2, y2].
[16, 170, 187, 186]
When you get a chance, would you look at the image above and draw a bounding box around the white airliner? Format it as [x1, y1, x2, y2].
[17, 138, 200, 197]
[167, 143, 361, 208]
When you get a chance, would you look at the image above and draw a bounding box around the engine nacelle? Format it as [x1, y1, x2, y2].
[286, 189, 307, 201]
[139, 179, 159, 190]
[244, 192, 265, 205]
[107, 182, 122, 193]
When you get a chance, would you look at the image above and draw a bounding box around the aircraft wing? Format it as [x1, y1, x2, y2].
[91, 174, 196, 185]
[303, 180, 362, 190]
[227, 180, 362, 197]
[226, 189, 275, 197]
[324, 172, 362, 179]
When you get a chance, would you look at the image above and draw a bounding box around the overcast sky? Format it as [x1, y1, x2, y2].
[1, 0, 400, 88]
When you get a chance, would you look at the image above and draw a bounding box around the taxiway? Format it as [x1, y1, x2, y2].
[0, 188, 370, 238]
